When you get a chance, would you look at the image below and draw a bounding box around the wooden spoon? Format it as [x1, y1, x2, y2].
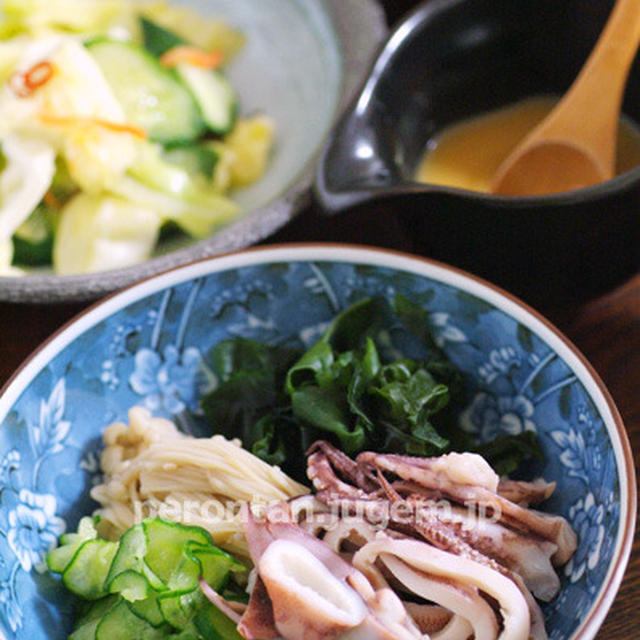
[491, 0, 640, 196]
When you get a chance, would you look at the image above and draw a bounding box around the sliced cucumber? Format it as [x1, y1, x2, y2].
[55, 517, 248, 639]
[194, 599, 245, 640]
[177, 65, 237, 136]
[69, 615, 105, 640]
[143, 519, 210, 587]
[86, 40, 204, 144]
[105, 523, 162, 601]
[187, 542, 244, 591]
[73, 595, 119, 633]
[12, 205, 55, 266]
[58, 517, 99, 548]
[47, 542, 81, 575]
[163, 145, 219, 178]
[62, 539, 118, 600]
[95, 599, 169, 640]
[140, 16, 183, 58]
[128, 595, 165, 628]
[141, 18, 238, 135]
[158, 589, 198, 630]
[47, 517, 99, 574]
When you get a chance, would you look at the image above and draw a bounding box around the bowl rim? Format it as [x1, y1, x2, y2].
[314, 0, 640, 214]
[0, 0, 388, 304]
[0, 242, 635, 640]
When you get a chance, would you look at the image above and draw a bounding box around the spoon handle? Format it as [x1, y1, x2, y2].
[534, 0, 640, 175]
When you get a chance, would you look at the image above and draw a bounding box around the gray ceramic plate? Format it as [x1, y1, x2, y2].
[0, 0, 386, 303]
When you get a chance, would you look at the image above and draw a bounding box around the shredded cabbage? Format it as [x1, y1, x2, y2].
[0, 0, 137, 38]
[53, 193, 161, 275]
[0, 38, 32, 83]
[112, 175, 239, 239]
[0, 133, 55, 243]
[121, 144, 239, 237]
[0, 36, 139, 191]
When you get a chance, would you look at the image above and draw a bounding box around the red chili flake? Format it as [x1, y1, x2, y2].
[8, 61, 54, 98]
[25, 61, 54, 91]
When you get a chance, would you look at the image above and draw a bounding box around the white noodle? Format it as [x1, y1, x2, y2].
[91, 406, 308, 557]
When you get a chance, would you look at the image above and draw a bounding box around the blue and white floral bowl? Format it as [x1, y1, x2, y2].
[0, 245, 635, 640]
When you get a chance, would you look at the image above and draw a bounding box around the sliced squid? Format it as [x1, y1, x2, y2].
[259, 539, 369, 639]
[308, 450, 371, 499]
[402, 604, 474, 640]
[237, 575, 279, 640]
[239, 507, 423, 640]
[430, 614, 473, 640]
[353, 537, 531, 640]
[357, 451, 577, 564]
[441, 505, 560, 601]
[497, 479, 556, 507]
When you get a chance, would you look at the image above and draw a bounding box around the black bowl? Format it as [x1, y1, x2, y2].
[314, 0, 640, 305]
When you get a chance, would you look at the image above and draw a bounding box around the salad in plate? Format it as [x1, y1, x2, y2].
[0, 0, 275, 275]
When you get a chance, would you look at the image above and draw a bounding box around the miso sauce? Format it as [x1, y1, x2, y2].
[416, 97, 640, 193]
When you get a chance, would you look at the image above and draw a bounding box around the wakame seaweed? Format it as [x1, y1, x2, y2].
[200, 296, 541, 481]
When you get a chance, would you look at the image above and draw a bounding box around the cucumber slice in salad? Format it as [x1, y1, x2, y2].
[86, 40, 204, 145]
[62, 539, 118, 600]
[69, 597, 119, 640]
[48, 517, 245, 639]
[95, 599, 170, 640]
[141, 18, 237, 135]
[12, 205, 55, 266]
[47, 516, 99, 574]
[194, 600, 245, 640]
[163, 145, 219, 178]
[177, 66, 237, 136]
[140, 16, 183, 58]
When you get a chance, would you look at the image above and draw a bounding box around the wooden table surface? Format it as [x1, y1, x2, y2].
[0, 1, 638, 638]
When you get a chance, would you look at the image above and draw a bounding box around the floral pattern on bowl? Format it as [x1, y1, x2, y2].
[0, 246, 634, 640]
